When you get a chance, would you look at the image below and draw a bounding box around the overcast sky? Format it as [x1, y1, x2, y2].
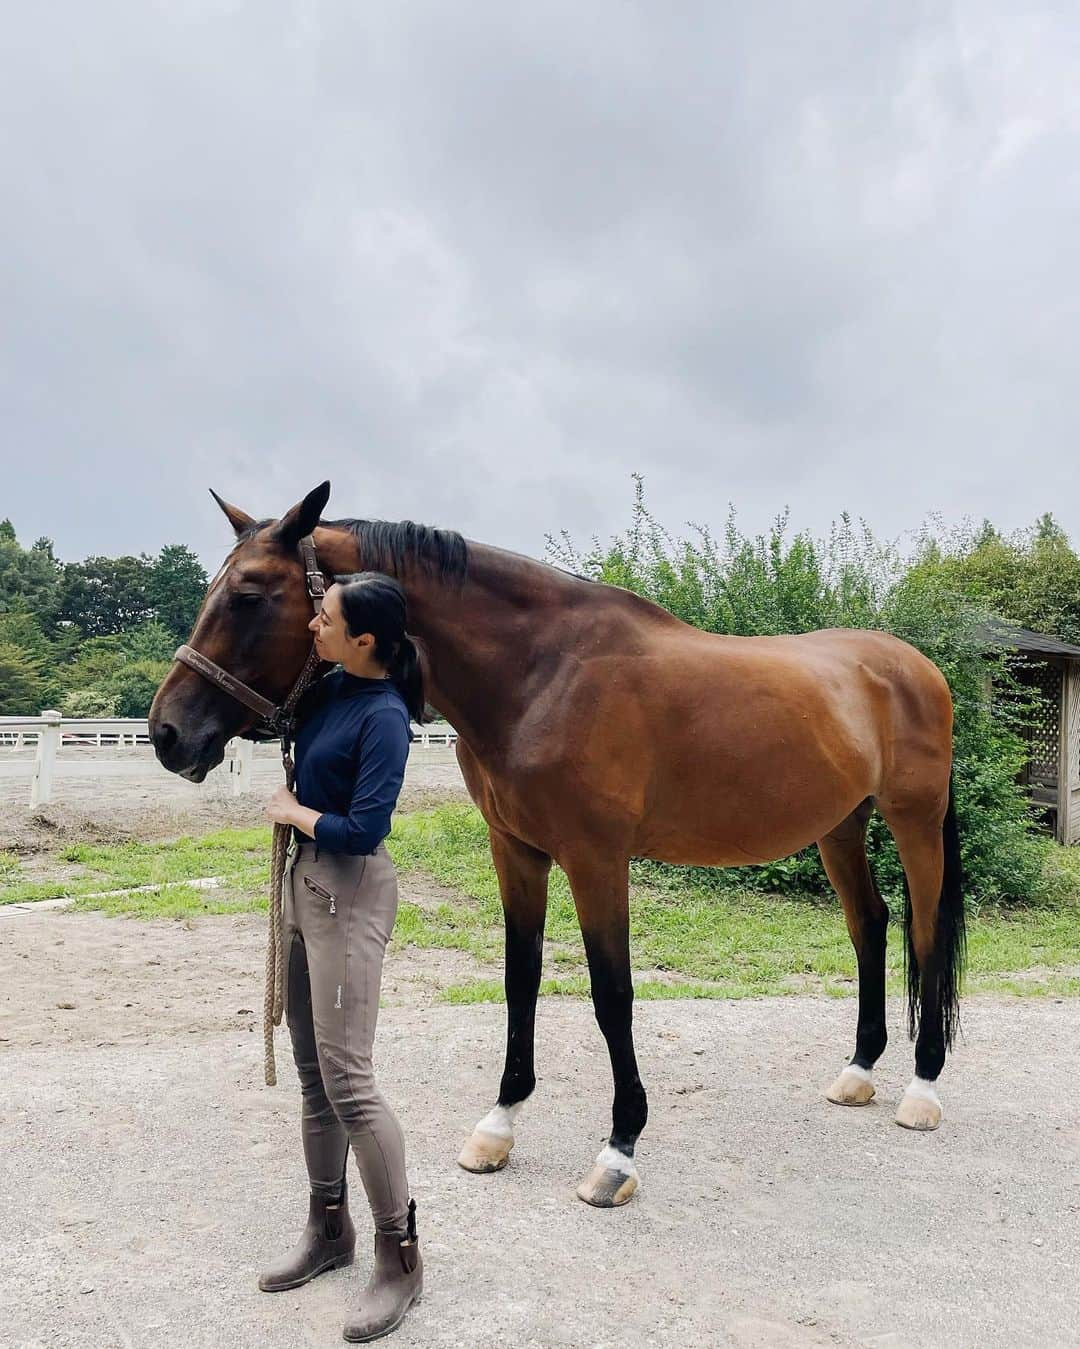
[2, 2, 1078, 572]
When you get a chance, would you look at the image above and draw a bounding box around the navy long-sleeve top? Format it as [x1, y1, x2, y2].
[293, 669, 413, 856]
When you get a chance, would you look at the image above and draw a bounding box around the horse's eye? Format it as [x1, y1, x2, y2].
[232, 592, 265, 607]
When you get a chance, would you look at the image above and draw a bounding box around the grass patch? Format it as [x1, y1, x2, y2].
[387, 803, 1080, 998]
[4, 803, 1080, 998]
[0, 828, 271, 915]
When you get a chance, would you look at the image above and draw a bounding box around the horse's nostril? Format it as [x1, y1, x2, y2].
[154, 721, 178, 755]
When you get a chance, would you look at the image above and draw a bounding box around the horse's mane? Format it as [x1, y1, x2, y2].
[323, 517, 469, 585]
[238, 512, 596, 587]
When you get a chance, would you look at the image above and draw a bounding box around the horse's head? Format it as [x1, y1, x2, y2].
[148, 480, 331, 781]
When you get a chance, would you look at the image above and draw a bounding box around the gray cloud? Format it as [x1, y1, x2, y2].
[2, 1, 1079, 573]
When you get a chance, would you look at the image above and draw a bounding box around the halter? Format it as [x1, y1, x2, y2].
[172, 534, 328, 742]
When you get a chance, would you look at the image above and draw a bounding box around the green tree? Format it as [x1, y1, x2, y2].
[0, 611, 53, 664]
[0, 613, 62, 707]
[55, 635, 129, 697]
[0, 641, 47, 714]
[0, 521, 62, 624]
[120, 620, 179, 662]
[148, 544, 208, 640]
[55, 555, 154, 637]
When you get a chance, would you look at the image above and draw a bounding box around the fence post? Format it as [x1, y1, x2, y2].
[29, 710, 62, 808]
[233, 738, 254, 796]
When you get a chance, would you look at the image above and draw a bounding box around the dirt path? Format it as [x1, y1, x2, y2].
[2, 901, 1077, 1349]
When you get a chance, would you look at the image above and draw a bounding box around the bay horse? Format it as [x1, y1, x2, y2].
[149, 482, 964, 1208]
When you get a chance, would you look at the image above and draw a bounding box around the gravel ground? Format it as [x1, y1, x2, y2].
[1, 902, 1078, 1349]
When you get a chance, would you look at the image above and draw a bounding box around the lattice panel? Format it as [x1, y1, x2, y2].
[1066, 664, 1080, 843]
[1015, 661, 1062, 785]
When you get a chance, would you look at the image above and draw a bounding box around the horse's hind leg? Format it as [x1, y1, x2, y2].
[882, 786, 964, 1132]
[819, 799, 889, 1107]
[458, 826, 551, 1173]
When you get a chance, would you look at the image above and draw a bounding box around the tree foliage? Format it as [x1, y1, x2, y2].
[147, 544, 208, 640]
[0, 641, 47, 715]
[0, 524, 208, 718]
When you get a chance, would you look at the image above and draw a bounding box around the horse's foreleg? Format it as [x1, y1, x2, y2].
[818, 802, 889, 1107]
[564, 855, 645, 1208]
[458, 827, 551, 1174]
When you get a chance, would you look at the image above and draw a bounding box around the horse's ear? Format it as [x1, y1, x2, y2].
[209, 489, 256, 537]
[273, 481, 332, 551]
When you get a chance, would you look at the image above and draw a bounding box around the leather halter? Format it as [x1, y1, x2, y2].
[172, 535, 328, 740]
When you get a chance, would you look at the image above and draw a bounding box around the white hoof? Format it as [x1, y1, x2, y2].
[457, 1131, 512, 1172]
[896, 1077, 942, 1131]
[457, 1103, 520, 1173]
[576, 1144, 639, 1208]
[825, 1064, 876, 1106]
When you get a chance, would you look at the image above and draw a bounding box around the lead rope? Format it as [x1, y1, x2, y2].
[263, 643, 324, 1087]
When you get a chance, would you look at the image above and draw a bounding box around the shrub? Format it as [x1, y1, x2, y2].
[105, 660, 172, 717]
[60, 689, 118, 717]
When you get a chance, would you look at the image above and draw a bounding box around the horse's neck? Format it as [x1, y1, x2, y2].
[319, 529, 565, 749]
[409, 543, 571, 747]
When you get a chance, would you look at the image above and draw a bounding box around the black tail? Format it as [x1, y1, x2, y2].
[904, 774, 966, 1048]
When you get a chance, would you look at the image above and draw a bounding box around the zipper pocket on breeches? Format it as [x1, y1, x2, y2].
[303, 874, 337, 913]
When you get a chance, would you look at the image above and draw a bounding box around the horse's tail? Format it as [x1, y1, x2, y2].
[904, 773, 966, 1048]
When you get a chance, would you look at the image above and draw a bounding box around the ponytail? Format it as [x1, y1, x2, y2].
[333, 570, 428, 723]
[389, 634, 426, 724]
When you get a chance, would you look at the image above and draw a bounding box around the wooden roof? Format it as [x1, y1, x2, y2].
[976, 620, 1080, 659]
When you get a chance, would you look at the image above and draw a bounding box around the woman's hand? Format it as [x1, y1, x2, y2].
[266, 785, 299, 826]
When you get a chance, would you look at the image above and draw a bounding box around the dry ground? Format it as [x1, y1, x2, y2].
[2, 901, 1078, 1349]
[2, 746, 1079, 1347]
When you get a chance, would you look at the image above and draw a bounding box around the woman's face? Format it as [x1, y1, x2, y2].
[309, 585, 372, 665]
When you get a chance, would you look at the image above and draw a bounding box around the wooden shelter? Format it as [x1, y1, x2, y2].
[981, 622, 1080, 845]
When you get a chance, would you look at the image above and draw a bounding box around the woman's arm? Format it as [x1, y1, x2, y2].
[313, 707, 411, 855]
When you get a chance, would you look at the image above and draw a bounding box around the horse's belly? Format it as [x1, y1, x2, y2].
[634, 787, 863, 868]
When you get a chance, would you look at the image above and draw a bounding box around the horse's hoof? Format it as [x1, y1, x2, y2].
[895, 1078, 942, 1131]
[457, 1130, 513, 1173]
[825, 1066, 876, 1106]
[575, 1147, 639, 1208]
[895, 1093, 942, 1131]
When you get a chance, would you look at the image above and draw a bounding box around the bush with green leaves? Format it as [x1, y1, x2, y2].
[59, 689, 118, 718]
[549, 477, 1054, 906]
[105, 660, 172, 717]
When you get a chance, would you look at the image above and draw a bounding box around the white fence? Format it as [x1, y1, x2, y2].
[1, 712, 458, 807]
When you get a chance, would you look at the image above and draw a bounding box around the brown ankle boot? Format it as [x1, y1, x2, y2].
[342, 1200, 422, 1343]
[258, 1189, 356, 1293]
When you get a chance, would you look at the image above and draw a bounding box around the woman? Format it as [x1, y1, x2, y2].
[260, 571, 423, 1344]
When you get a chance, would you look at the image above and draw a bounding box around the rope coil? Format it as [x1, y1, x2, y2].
[263, 814, 291, 1086]
[263, 649, 322, 1087]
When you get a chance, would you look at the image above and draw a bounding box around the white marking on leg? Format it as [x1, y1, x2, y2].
[903, 1076, 942, 1108]
[595, 1143, 638, 1178]
[842, 1064, 873, 1084]
[474, 1102, 522, 1140]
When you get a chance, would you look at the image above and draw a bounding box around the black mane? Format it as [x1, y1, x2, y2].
[324, 517, 468, 585]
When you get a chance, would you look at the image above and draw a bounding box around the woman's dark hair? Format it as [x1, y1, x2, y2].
[333, 571, 427, 722]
